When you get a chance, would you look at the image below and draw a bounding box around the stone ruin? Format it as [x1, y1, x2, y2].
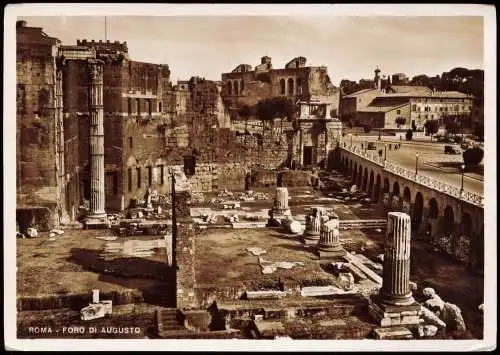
[315, 214, 346, 260]
[368, 212, 422, 328]
[268, 187, 292, 226]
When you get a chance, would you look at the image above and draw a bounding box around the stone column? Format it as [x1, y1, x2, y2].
[55, 64, 69, 224]
[86, 59, 107, 220]
[315, 216, 345, 259]
[273, 187, 289, 213]
[301, 207, 323, 245]
[380, 212, 414, 305]
[369, 212, 421, 327]
[324, 104, 331, 119]
[268, 187, 291, 226]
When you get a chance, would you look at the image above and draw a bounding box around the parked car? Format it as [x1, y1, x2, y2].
[444, 145, 461, 154]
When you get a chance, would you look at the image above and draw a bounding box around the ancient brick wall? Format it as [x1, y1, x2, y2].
[16, 37, 59, 216]
[176, 224, 197, 309]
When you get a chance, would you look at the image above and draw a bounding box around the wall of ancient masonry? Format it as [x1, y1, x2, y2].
[176, 224, 197, 309]
[16, 40, 59, 226]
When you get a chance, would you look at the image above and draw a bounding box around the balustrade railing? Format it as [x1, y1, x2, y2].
[340, 144, 484, 207]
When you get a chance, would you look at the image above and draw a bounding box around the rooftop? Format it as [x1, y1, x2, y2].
[358, 103, 409, 113]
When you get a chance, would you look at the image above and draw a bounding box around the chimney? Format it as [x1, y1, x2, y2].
[92, 289, 100, 303]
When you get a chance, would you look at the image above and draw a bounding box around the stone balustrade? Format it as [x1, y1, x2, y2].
[341, 145, 484, 207]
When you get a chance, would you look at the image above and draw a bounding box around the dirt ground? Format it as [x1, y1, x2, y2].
[16, 230, 169, 297]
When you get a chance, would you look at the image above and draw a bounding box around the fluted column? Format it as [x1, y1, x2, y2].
[273, 187, 289, 213]
[302, 208, 323, 244]
[55, 64, 68, 223]
[315, 216, 345, 259]
[380, 212, 414, 305]
[87, 59, 106, 218]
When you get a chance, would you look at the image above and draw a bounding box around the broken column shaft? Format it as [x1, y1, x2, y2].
[87, 59, 106, 219]
[380, 212, 413, 305]
[315, 216, 345, 259]
[273, 187, 289, 213]
[302, 208, 323, 245]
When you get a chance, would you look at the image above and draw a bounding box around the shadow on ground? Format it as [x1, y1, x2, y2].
[68, 248, 176, 307]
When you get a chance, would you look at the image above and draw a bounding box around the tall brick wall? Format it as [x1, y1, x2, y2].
[16, 31, 59, 221]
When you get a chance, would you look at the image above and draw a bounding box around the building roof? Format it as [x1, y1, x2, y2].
[388, 85, 432, 94]
[357, 102, 409, 113]
[382, 90, 473, 99]
[343, 88, 378, 98]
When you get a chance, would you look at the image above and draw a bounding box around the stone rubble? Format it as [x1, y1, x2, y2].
[26, 228, 38, 238]
[246, 247, 267, 256]
[258, 257, 304, 274]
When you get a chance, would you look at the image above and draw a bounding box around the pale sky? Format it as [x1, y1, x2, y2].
[19, 16, 484, 86]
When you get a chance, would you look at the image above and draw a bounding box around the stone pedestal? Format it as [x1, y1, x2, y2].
[369, 212, 421, 327]
[85, 60, 107, 227]
[301, 207, 324, 245]
[268, 187, 291, 225]
[315, 216, 346, 260]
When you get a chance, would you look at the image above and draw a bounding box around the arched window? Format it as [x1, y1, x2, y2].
[296, 78, 302, 95]
[240, 80, 244, 94]
[234, 81, 239, 96]
[287, 78, 294, 95]
[279, 79, 286, 95]
[227, 81, 232, 95]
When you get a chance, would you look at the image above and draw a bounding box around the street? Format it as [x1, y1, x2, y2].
[345, 135, 484, 196]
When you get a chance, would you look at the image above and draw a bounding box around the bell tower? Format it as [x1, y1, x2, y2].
[374, 66, 382, 90]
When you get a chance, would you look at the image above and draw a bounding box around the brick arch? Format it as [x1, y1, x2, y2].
[233, 81, 239, 96]
[428, 198, 439, 219]
[368, 170, 375, 196]
[279, 78, 286, 95]
[362, 167, 369, 191]
[357, 164, 363, 187]
[403, 186, 411, 202]
[413, 192, 424, 231]
[287, 77, 294, 95]
[392, 181, 400, 196]
[373, 174, 381, 202]
[442, 205, 455, 235]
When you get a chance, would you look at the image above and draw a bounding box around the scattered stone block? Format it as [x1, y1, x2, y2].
[245, 290, 287, 300]
[246, 247, 267, 256]
[418, 324, 438, 338]
[300, 285, 357, 297]
[373, 327, 413, 340]
[26, 228, 38, 238]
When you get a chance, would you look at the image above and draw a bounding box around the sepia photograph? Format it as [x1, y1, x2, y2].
[4, 3, 496, 351]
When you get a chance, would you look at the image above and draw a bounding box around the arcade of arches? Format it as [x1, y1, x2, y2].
[335, 152, 484, 272]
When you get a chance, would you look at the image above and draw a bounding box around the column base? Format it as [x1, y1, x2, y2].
[268, 209, 292, 226]
[368, 295, 422, 328]
[301, 234, 320, 245]
[314, 244, 346, 260]
[84, 213, 110, 229]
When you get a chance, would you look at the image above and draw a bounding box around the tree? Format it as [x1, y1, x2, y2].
[424, 120, 440, 141]
[256, 97, 296, 133]
[395, 117, 407, 127]
[405, 129, 413, 141]
[445, 121, 460, 137]
[463, 147, 484, 168]
[473, 121, 484, 141]
[363, 124, 372, 134]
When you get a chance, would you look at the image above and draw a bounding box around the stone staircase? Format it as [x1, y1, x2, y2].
[339, 219, 386, 230]
[156, 308, 190, 338]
